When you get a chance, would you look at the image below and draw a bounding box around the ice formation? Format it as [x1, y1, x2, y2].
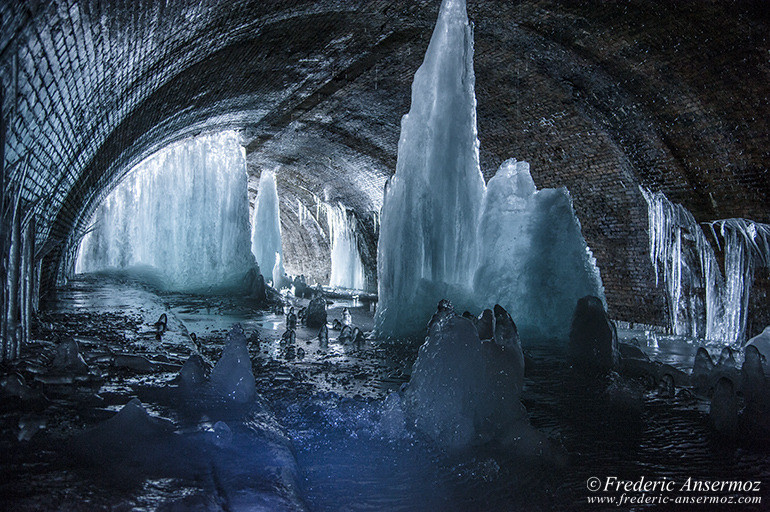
[375, 0, 485, 338]
[76, 131, 254, 291]
[641, 188, 770, 344]
[405, 301, 528, 449]
[567, 296, 619, 374]
[324, 202, 366, 290]
[746, 326, 770, 360]
[251, 169, 285, 287]
[475, 160, 605, 339]
[210, 324, 256, 403]
[375, 0, 603, 340]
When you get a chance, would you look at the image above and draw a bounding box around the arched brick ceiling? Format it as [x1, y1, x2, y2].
[1, 0, 768, 325]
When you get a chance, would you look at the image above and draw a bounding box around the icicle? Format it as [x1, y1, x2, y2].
[641, 188, 769, 344]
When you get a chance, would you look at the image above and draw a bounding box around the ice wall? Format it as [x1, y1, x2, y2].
[376, 0, 486, 337]
[324, 202, 365, 290]
[641, 188, 770, 344]
[251, 170, 285, 287]
[76, 131, 254, 291]
[475, 160, 605, 340]
[375, 0, 603, 340]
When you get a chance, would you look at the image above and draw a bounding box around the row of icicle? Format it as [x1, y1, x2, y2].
[1, 90, 42, 362]
[641, 187, 770, 344]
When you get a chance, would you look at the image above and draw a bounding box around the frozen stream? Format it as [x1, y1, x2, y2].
[1, 275, 770, 510]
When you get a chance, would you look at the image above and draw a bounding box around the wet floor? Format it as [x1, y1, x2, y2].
[1, 274, 769, 510]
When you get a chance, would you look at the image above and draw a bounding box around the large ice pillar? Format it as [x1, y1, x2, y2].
[376, 0, 604, 340]
[76, 131, 254, 291]
[474, 160, 605, 340]
[324, 202, 365, 290]
[251, 170, 285, 287]
[375, 0, 485, 338]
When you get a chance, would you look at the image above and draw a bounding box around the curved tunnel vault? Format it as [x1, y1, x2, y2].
[1, 0, 769, 330]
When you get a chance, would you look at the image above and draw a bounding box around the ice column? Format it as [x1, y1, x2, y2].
[76, 131, 254, 291]
[324, 202, 365, 291]
[376, 0, 486, 338]
[375, 0, 603, 340]
[251, 170, 285, 287]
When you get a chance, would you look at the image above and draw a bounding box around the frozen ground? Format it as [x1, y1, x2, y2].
[1, 274, 769, 510]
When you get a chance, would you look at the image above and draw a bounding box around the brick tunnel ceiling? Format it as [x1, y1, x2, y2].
[1, 0, 769, 323]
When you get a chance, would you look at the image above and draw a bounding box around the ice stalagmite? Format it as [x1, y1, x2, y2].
[376, 0, 485, 338]
[77, 131, 254, 291]
[251, 170, 285, 287]
[376, 0, 604, 340]
[475, 160, 605, 340]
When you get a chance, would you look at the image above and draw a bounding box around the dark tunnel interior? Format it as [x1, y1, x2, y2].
[1, 1, 769, 510]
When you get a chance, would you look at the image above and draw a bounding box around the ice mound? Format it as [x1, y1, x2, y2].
[210, 324, 257, 403]
[305, 295, 327, 328]
[405, 301, 530, 450]
[179, 354, 208, 390]
[692, 347, 715, 394]
[747, 326, 770, 359]
[567, 296, 619, 374]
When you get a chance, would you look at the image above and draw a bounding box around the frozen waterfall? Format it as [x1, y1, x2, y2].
[375, 0, 604, 340]
[641, 188, 770, 344]
[251, 170, 285, 287]
[76, 131, 254, 291]
[324, 202, 365, 291]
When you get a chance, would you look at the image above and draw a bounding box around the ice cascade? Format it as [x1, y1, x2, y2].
[375, 0, 603, 339]
[324, 202, 365, 291]
[641, 188, 770, 344]
[251, 170, 285, 287]
[76, 131, 254, 291]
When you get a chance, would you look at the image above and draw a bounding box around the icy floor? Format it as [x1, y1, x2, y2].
[1, 274, 769, 510]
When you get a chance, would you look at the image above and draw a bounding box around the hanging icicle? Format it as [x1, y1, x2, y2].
[641, 187, 770, 344]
